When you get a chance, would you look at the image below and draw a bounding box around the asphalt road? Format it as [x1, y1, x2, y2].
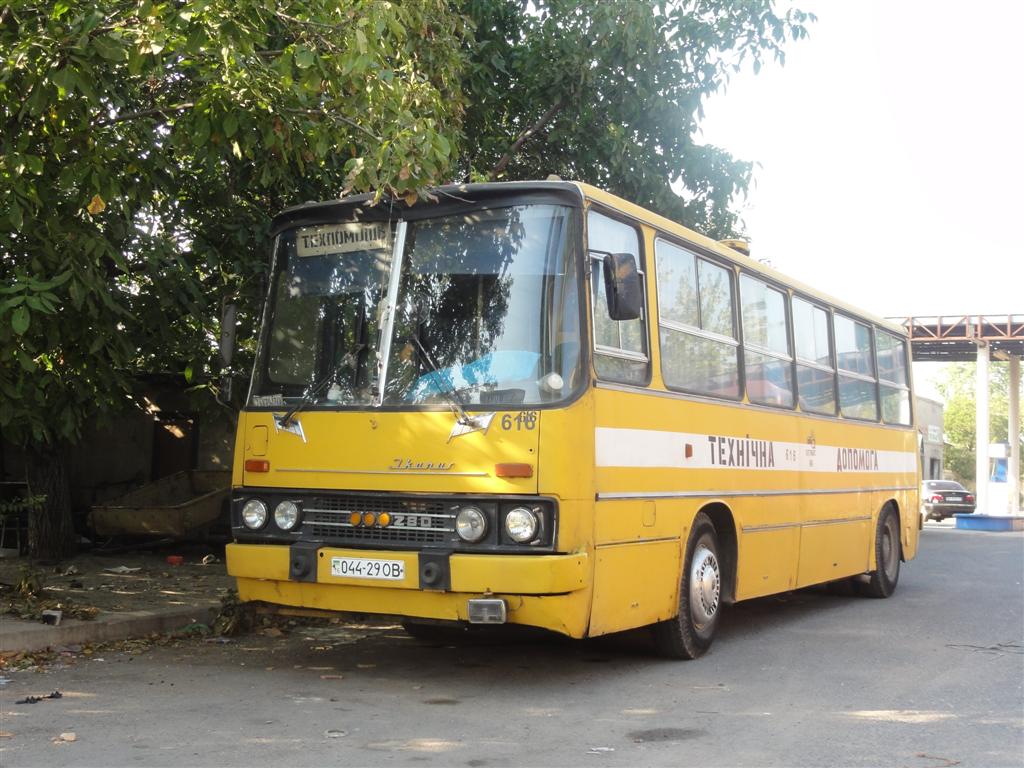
[2, 525, 1022, 768]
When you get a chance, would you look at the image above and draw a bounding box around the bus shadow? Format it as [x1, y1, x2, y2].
[295, 582, 869, 679]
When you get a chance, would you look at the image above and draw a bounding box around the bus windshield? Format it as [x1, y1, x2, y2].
[253, 203, 582, 409]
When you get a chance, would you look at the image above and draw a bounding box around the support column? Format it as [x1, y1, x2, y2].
[1009, 355, 1021, 516]
[975, 341, 989, 515]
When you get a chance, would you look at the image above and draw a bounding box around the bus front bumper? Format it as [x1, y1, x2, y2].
[226, 543, 592, 638]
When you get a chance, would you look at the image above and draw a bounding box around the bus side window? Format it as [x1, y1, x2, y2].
[876, 329, 912, 425]
[655, 238, 740, 398]
[588, 210, 649, 385]
[792, 296, 836, 415]
[834, 313, 879, 420]
[739, 274, 794, 408]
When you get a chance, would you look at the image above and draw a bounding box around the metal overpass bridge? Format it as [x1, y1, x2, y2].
[891, 315, 1022, 517]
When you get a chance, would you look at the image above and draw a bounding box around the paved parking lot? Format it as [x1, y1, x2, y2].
[2, 525, 1022, 767]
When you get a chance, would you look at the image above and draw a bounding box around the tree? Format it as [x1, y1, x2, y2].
[936, 362, 1023, 489]
[460, 0, 814, 237]
[2, 0, 812, 559]
[1, 0, 466, 558]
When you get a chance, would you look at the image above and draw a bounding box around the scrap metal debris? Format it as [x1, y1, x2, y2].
[944, 642, 1023, 656]
[103, 566, 142, 575]
[916, 754, 961, 767]
[16, 690, 63, 705]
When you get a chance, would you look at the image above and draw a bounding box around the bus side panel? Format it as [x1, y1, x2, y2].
[593, 387, 805, 610]
[588, 512, 682, 637]
[795, 417, 918, 587]
[732, 498, 802, 600]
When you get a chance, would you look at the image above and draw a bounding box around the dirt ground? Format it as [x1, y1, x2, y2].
[0, 543, 234, 620]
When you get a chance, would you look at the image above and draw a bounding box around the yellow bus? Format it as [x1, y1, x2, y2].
[225, 181, 919, 658]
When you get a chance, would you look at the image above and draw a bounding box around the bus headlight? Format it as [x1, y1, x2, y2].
[455, 506, 488, 543]
[274, 500, 300, 531]
[242, 499, 268, 529]
[504, 506, 539, 543]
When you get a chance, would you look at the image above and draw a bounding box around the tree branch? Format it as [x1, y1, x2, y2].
[94, 102, 195, 127]
[284, 109, 380, 141]
[489, 98, 564, 180]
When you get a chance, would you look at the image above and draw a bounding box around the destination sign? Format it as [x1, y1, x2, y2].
[295, 223, 390, 257]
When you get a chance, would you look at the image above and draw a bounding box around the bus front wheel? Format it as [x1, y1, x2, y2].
[652, 512, 721, 660]
[860, 505, 901, 598]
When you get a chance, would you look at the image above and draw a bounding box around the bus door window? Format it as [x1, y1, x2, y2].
[739, 274, 795, 408]
[587, 210, 649, 385]
[834, 314, 879, 420]
[792, 297, 837, 415]
[654, 239, 740, 398]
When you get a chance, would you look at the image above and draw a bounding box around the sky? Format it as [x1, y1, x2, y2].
[698, 0, 1023, 398]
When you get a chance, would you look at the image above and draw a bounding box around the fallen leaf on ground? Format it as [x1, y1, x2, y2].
[54, 732, 77, 743]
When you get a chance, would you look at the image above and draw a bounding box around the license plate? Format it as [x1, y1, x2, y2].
[331, 557, 406, 581]
[946, 496, 962, 501]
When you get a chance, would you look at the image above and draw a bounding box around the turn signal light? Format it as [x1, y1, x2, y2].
[378, 513, 391, 527]
[495, 463, 533, 478]
[362, 512, 376, 527]
[349, 512, 362, 526]
[244, 459, 270, 473]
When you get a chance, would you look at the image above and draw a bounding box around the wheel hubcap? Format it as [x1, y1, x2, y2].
[689, 546, 720, 626]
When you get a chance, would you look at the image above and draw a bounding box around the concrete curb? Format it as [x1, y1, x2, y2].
[0, 604, 220, 653]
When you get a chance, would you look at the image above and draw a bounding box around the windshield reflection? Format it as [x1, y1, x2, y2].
[254, 204, 581, 409]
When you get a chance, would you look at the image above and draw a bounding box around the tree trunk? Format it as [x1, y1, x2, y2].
[25, 443, 76, 561]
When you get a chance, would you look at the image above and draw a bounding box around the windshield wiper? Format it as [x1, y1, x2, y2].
[278, 373, 334, 428]
[405, 334, 478, 427]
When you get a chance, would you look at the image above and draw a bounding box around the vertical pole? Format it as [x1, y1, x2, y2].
[975, 341, 990, 515]
[1009, 355, 1021, 515]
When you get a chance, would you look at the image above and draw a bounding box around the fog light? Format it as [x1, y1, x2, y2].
[468, 598, 507, 624]
[505, 506, 538, 543]
[242, 499, 268, 529]
[274, 500, 300, 531]
[455, 506, 487, 543]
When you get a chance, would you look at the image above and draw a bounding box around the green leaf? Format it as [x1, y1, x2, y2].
[11, 306, 30, 335]
[294, 47, 315, 69]
[223, 113, 238, 138]
[16, 350, 37, 373]
[93, 35, 128, 62]
[8, 202, 22, 231]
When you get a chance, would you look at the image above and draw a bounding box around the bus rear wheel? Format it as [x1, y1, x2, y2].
[860, 505, 901, 598]
[652, 512, 722, 659]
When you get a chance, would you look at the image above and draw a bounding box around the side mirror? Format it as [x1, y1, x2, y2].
[602, 253, 642, 321]
[217, 303, 238, 406]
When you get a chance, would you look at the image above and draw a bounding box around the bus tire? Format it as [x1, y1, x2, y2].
[861, 505, 901, 598]
[652, 512, 722, 659]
